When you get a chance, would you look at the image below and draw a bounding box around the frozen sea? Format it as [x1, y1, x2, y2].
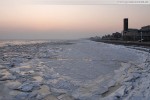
[41, 40, 145, 80]
[0, 39, 147, 100]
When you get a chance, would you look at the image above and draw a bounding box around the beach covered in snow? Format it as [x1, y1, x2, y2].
[0, 39, 149, 100]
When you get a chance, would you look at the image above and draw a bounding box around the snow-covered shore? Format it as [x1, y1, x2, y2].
[102, 47, 150, 100]
[0, 40, 149, 100]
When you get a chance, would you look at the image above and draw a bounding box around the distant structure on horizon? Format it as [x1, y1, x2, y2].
[124, 18, 128, 32]
[123, 18, 150, 41]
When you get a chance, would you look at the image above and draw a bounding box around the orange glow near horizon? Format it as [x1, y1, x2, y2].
[0, 4, 150, 39]
[0, 5, 125, 32]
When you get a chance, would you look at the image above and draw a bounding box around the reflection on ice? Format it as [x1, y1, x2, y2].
[101, 84, 121, 97]
[37, 85, 51, 95]
[9, 90, 20, 96]
[33, 76, 43, 82]
[20, 66, 31, 69]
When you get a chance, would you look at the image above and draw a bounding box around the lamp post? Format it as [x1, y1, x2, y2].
[140, 31, 143, 42]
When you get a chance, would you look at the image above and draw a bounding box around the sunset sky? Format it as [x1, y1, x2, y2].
[0, 0, 150, 39]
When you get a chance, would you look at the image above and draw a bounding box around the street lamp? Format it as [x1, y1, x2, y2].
[140, 31, 143, 42]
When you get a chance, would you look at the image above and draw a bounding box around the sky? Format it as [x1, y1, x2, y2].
[0, 0, 150, 39]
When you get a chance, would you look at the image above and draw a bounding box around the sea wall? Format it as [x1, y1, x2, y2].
[93, 40, 150, 47]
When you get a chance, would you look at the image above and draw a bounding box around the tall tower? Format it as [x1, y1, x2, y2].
[124, 18, 128, 31]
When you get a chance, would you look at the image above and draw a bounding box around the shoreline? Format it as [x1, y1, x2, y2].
[92, 40, 150, 47]
[91, 39, 150, 53]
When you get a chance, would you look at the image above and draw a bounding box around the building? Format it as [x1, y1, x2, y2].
[124, 18, 128, 32]
[140, 25, 150, 41]
[123, 18, 150, 41]
[141, 25, 150, 30]
[124, 28, 139, 41]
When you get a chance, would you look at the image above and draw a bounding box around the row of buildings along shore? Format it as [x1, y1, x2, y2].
[92, 18, 150, 42]
[123, 18, 150, 41]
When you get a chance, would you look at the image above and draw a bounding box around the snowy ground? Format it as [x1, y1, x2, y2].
[0, 39, 149, 100]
